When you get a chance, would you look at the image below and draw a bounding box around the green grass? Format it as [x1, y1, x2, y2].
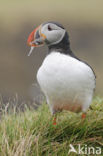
[0, 96, 103, 156]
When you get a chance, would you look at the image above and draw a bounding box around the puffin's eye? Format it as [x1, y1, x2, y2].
[48, 25, 52, 31]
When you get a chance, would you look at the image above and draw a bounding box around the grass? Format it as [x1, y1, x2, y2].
[0, 96, 103, 156]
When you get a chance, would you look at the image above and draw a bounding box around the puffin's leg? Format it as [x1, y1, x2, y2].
[81, 112, 86, 119]
[53, 116, 57, 125]
[52, 109, 62, 125]
[52, 110, 58, 125]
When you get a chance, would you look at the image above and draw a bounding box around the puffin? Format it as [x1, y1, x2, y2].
[27, 21, 96, 124]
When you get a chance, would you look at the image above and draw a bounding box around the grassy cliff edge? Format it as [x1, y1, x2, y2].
[0, 96, 103, 156]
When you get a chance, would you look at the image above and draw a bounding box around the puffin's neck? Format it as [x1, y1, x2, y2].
[48, 32, 76, 58]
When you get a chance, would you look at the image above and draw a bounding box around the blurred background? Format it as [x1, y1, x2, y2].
[0, 0, 103, 102]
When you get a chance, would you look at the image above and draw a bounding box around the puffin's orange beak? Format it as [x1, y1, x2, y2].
[27, 25, 46, 47]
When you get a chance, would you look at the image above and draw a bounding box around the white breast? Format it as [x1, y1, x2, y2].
[37, 52, 95, 114]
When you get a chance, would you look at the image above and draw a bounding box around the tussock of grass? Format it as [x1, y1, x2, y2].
[0, 97, 103, 156]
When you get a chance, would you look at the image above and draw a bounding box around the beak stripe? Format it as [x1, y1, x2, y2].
[39, 26, 46, 40]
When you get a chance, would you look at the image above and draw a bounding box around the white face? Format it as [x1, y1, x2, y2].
[41, 23, 66, 45]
